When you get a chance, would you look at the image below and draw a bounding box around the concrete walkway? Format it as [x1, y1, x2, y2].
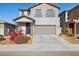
[0, 35, 79, 55]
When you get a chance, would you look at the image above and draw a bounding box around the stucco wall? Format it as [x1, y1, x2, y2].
[30, 4, 61, 35]
[17, 4, 61, 35]
[0, 23, 4, 35]
[4, 23, 15, 36]
[30, 4, 60, 26]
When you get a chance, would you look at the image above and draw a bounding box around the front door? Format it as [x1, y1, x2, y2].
[69, 23, 74, 34]
[26, 23, 31, 34]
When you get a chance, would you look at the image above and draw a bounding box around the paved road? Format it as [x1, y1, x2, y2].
[0, 35, 79, 56]
[0, 51, 79, 56]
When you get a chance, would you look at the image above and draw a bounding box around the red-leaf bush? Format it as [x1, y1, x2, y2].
[8, 30, 31, 44]
[8, 32, 17, 41]
[8, 30, 24, 41]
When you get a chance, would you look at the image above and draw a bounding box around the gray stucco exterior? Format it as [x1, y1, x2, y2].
[14, 3, 61, 35]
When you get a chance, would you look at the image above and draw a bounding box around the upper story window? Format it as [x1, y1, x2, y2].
[20, 11, 30, 16]
[46, 9, 55, 17]
[21, 11, 24, 16]
[35, 9, 42, 17]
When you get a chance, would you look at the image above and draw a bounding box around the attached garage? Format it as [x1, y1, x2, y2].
[34, 25, 56, 35]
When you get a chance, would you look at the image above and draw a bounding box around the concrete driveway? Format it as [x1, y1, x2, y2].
[0, 35, 71, 51]
[32, 35, 70, 49]
[0, 35, 79, 56]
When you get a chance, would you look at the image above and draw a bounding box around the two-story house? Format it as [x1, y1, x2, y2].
[13, 3, 61, 35]
[59, 5, 79, 37]
[59, 10, 69, 33]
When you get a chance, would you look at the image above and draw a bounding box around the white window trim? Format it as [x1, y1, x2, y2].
[46, 9, 55, 17]
[35, 9, 42, 17]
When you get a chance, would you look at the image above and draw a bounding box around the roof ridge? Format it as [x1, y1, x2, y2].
[19, 3, 60, 11]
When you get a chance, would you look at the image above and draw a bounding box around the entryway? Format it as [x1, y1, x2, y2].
[17, 22, 32, 35]
[66, 22, 75, 34]
[26, 23, 31, 34]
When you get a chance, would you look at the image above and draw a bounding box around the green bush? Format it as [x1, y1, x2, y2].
[14, 35, 30, 44]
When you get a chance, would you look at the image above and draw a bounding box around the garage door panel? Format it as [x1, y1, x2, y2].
[34, 25, 56, 35]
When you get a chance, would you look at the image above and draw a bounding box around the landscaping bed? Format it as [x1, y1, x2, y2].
[0, 36, 32, 45]
[0, 30, 32, 45]
[60, 33, 79, 44]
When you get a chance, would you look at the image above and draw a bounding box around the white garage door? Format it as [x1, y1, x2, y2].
[34, 25, 56, 35]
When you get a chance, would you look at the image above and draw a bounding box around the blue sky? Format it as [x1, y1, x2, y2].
[0, 3, 78, 23]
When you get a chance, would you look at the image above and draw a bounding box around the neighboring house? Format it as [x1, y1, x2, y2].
[59, 10, 69, 33]
[59, 5, 79, 37]
[0, 20, 15, 36]
[13, 3, 61, 35]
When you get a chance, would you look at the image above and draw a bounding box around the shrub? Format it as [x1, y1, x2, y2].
[8, 32, 17, 41]
[8, 30, 24, 41]
[14, 35, 30, 44]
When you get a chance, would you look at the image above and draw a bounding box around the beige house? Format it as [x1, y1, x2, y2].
[14, 3, 61, 35]
[0, 20, 15, 36]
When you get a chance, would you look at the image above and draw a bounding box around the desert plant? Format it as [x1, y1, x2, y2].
[14, 35, 30, 44]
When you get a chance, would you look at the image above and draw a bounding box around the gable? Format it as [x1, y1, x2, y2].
[15, 17, 33, 22]
[13, 16, 35, 23]
[19, 3, 60, 11]
[29, 3, 59, 11]
[27, 3, 60, 10]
